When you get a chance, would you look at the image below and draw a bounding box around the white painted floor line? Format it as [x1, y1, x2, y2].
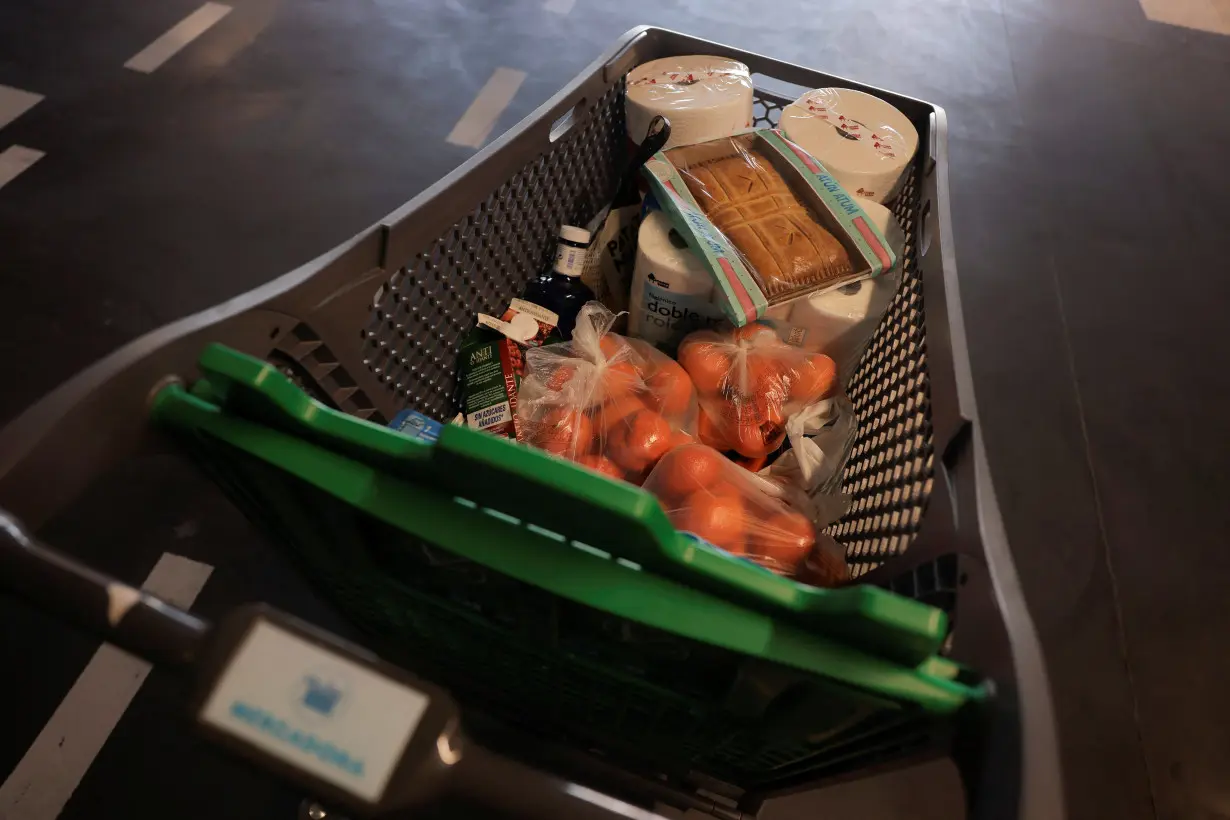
[446, 67, 527, 149]
[543, 0, 576, 14]
[0, 554, 214, 820]
[1138, 0, 1230, 35]
[124, 2, 233, 74]
[0, 85, 43, 132]
[0, 145, 45, 192]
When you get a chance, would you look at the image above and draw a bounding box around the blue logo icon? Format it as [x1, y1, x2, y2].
[302, 675, 342, 716]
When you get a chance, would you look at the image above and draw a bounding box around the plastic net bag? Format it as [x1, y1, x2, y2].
[795, 532, 851, 587]
[517, 302, 698, 484]
[677, 323, 837, 459]
[644, 443, 836, 578]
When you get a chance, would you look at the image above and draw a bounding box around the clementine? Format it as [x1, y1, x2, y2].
[790, 353, 837, 404]
[674, 490, 746, 552]
[534, 408, 593, 457]
[645, 358, 695, 418]
[575, 453, 625, 480]
[654, 444, 726, 498]
[753, 510, 816, 573]
[678, 341, 731, 396]
[608, 408, 672, 472]
[696, 407, 731, 450]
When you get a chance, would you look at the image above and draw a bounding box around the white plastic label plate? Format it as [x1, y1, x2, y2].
[199, 620, 429, 802]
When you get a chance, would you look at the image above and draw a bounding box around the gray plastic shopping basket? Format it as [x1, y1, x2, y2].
[0, 26, 1062, 820]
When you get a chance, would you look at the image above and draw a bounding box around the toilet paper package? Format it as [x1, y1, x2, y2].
[628, 209, 725, 353]
[641, 129, 897, 327]
[780, 88, 919, 204]
[625, 56, 755, 149]
[763, 197, 905, 380]
[766, 273, 901, 382]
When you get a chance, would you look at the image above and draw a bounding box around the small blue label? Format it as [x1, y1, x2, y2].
[229, 701, 366, 776]
[388, 410, 443, 443]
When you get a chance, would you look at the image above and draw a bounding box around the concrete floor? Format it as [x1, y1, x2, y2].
[1, 0, 1229, 817]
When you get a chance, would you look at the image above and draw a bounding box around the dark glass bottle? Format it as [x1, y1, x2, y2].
[522, 225, 595, 339]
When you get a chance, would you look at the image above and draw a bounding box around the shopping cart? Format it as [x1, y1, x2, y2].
[0, 27, 1062, 820]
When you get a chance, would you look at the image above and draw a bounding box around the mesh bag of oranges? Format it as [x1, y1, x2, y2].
[644, 443, 847, 582]
[678, 323, 838, 461]
[517, 302, 698, 485]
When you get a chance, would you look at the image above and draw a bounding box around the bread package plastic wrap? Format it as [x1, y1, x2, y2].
[517, 302, 698, 484]
[642, 129, 897, 326]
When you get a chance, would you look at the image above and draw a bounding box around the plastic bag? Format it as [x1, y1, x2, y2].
[761, 394, 856, 496]
[517, 302, 698, 484]
[643, 443, 822, 576]
[794, 532, 851, 588]
[678, 322, 837, 459]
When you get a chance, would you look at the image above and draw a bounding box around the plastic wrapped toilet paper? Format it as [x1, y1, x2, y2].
[625, 56, 755, 150]
[628, 210, 724, 352]
[853, 197, 905, 259]
[780, 88, 918, 204]
[765, 197, 904, 380]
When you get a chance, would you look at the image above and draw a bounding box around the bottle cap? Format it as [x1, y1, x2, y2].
[559, 225, 591, 245]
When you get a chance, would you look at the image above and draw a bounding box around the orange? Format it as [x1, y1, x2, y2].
[546, 363, 579, 392]
[759, 396, 787, 427]
[714, 386, 760, 429]
[752, 510, 816, 573]
[599, 360, 641, 400]
[599, 334, 632, 362]
[747, 357, 788, 424]
[674, 490, 746, 552]
[730, 453, 769, 473]
[666, 429, 696, 452]
[645, 358, 694, 419]
[748, 355, 786, 394]
[696, 407, 731, 450]
[624, 338, 662, 378]
[790, 353, 837, 404]
[732, 322, 778, 346]
[575, 453, 625, 480]
[608, 408, 672, 472]
[534, 408, 593, 457]
[678, 341, 731, 396]
[653, 444, 726, 499]
[731, 420, 769, 458]
[795, 539, 850, 587]
[597, 394, 648, 438]
[762, 424, 786, 453]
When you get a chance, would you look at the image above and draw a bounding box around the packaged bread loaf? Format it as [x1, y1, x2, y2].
[641, 129, 897, 327]
[681, 146, 853, 298]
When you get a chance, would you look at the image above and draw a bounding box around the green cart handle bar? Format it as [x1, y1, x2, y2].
[0, 508, 673, 820]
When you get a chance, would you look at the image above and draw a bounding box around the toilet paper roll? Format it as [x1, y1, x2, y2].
[628, 210, 724, 350]
[785, 274, 899, 374]
[625, 56, 755, 150]
[780, 88, 919, 204]
[765, 196, 904, 377]
[854, 196, 906, 259]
